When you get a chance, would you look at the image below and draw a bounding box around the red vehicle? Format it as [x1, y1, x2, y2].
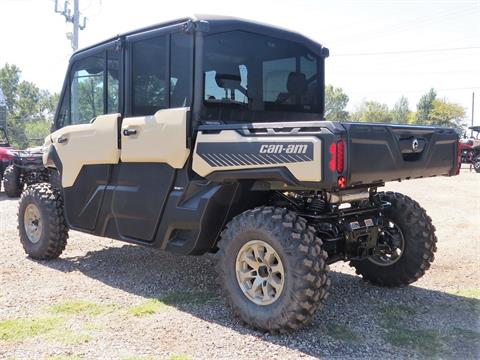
[459, 126, 480, 173]
[0, 127, 13, 184]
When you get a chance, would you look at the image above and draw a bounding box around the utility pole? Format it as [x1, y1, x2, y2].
[54, 0, 87, 51]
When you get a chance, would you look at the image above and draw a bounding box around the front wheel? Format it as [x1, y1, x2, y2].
[350, 192, 437, 287]
[216, 206, 330, 333]
[18, 183, 69, 260]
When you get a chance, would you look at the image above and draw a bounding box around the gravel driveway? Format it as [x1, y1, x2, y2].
[0, 169, 479, 359]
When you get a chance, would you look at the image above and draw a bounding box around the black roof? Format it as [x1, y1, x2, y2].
[72, 15, 325, 60]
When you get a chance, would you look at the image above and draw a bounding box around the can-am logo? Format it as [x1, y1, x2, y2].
[259, 144, 308, 154]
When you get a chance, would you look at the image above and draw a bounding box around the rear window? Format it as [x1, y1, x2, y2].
[202, 31, 322, 122]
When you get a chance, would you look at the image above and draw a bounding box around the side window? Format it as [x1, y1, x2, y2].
[57, 47, 121, 128]
[71, 53, 105, 124]
[131, 35, 169, 116]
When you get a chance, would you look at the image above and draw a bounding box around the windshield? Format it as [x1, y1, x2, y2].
[202, 31, 323, 123]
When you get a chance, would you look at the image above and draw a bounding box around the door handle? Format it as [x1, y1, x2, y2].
[123, 128, 137, 136]
[57, 135, 68, 144]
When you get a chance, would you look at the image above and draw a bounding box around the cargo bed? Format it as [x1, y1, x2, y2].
[342, 122, 458, 186]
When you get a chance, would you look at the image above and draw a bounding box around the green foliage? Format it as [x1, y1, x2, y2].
[428, 99, 466, 132]
[325, 84, 349, 121]
[391, 96, 410, 124]
[351, 100, 393, 123]
[0, 63, 57, 148]
[416, 88, 437, 124]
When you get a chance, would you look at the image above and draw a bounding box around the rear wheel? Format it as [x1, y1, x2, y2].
[216, 206, 330, 332]
[4, 165, 23, 197]
[350, 192, 437, 287]
[18, 183, 68, 260]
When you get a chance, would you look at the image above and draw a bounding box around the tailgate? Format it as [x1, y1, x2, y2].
[343, 123, 458, 185]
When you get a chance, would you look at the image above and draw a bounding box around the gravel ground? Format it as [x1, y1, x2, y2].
[0, 169, 479, 360]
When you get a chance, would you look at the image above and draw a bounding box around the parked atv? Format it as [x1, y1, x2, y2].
[3, 146, 49, 197]
[16, 16, 459, 333]
[459, 126, 480, 173]
[0, 127, 13, 186]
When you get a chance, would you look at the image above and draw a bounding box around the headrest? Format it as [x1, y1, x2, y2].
[215, 72, 242, 89]
[287, 72, 307, 95]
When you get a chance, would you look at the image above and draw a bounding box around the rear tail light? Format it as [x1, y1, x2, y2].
[328, 143, 336, 172]
[329, 140, 345, 174]
[336, 140, 344, 173]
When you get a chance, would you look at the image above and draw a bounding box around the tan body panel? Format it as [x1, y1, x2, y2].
[120, 107, 190, 168]
[192, 130, 322, 182]
[46, 113, 121, 188]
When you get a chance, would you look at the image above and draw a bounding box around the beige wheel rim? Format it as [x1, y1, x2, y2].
[24, 203, 43, 244]
[235, 240, 285, 306]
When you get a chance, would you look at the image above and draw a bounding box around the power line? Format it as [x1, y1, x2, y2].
[333, 46, 480, 57]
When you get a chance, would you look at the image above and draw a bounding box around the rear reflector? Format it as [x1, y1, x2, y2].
[337, 176, 346, 188]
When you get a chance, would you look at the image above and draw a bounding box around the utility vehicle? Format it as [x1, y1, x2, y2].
[459, 126, 480, 172]
[17, 16, 459, 332]
[3, 146, 49, 197]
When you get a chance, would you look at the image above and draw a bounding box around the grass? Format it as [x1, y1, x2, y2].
[0, 317, 64, 341]
[166, 355, 190, 360]
[448, 288, 480, 299]
[381, 304, 417, 327]
[322, 323, 359, 342]
[379, 304, 480, 357]
[384, 328, 445, 356]
[128, 291, 217, 317]
[448, 288, 480, 312]
[128, 299, 168, 317]
[47, 299, 116, 316]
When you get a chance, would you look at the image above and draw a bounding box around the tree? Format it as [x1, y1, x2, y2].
[0, 63, 57, 148]
[391, 96, 410, 124]
[351, 100, 393, 123]
[324, 85, 349, 121]
[428, 99, 466, 132]
[416, 88, 436, 124]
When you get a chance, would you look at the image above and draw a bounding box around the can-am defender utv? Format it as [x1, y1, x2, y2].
[3, 146, 50, 197]
[17, 16, 459, 332]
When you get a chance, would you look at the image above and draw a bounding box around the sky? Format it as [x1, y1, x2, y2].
[0, 0, 479, 126]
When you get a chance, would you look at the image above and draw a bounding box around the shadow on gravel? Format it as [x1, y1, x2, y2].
[40, 244, 480, 359]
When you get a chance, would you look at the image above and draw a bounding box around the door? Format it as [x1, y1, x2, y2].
[108, 29, 193, 242]
[50, 45, 122, 230]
